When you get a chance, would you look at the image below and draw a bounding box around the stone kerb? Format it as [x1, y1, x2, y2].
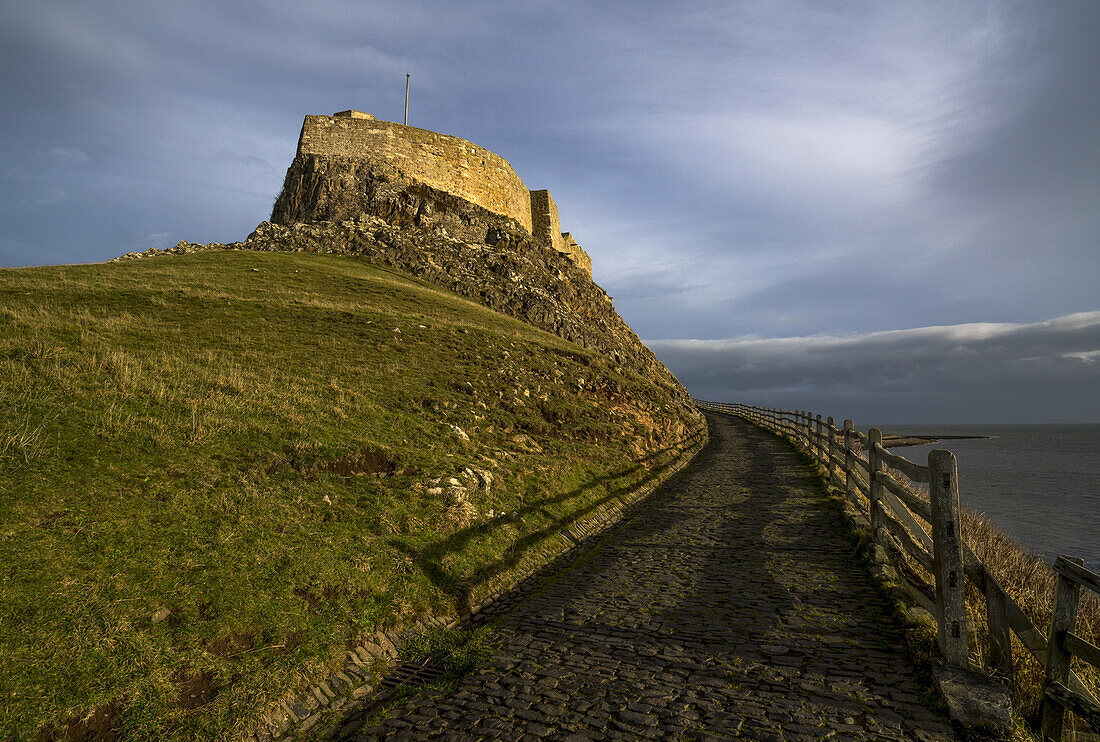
[298, 114, 535, 234]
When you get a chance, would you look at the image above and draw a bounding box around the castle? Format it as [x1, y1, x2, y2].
[272, 110, 591, 277]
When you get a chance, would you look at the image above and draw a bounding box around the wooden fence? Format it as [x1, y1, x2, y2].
[695, 400, 1100, 739]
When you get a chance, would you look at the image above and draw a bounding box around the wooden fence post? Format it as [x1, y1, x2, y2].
[1040, 555, 1084, 741]
[929, 449, 969, 668]
[868, 429, 885, 535]
[814, 415, 822, 468]
[843, 420, 854, 499]
[985, 577, 1013, 683]
[827, 416, 839, 487]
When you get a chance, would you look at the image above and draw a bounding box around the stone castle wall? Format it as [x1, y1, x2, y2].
[530, 190, 564, 256]
[298, 114, 534, 234]
[286, 112, 591, 277]
[560, 233, 592, 277]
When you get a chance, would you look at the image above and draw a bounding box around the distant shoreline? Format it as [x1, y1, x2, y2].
[882, 434, 992, 448]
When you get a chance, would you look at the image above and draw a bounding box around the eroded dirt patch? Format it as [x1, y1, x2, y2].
[318, 447, 395, 478]
[174, 669, 219, 709]
[206, 631, 254, 657]
[266, 445, 395, 479]
[293, 582, 345, 612]
[36, 698, 125, 742]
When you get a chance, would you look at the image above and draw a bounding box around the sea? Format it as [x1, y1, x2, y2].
[870, 424, 1100, 569]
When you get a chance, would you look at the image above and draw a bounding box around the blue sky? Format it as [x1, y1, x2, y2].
[1, 1, 1098, 422]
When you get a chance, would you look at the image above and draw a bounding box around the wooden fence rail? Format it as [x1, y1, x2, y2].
[1042, 556, 1100, 739]
[694, 400, 1098, 739]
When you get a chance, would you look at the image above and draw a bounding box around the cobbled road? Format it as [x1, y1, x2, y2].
[344, 413, 957, 740]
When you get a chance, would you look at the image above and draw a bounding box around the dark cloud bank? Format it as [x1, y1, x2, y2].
[651, 312, 1100, 423]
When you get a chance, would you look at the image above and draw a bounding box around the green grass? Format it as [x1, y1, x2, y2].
[0, 250, 703, 740]
[399, 624, 498, 685]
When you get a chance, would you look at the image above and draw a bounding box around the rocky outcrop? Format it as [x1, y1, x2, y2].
[271, 156, 528, 249]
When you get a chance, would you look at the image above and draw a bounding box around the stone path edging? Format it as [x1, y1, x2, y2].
[241, 431, 709, 742]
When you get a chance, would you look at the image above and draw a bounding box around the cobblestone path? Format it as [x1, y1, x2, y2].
[341, 413, 956, 740]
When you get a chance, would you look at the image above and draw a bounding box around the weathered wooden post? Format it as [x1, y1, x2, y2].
[985, 577, 1013, 683]
[867, 429, 885, 535]
[1040, 555, 1085, 740]
[929, 449, 969, 668]
[827, 416, 840, 487]
[815, 414, 824, 466]
[843, 420, 855, 501]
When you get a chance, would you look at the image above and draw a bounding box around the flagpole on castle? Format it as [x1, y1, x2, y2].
[404, 73, 409, 125]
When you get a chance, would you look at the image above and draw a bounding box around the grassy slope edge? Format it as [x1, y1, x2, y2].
[0, 250, 703, 740]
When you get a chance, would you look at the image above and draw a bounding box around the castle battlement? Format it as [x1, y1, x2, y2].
[281, 111, 591, 276]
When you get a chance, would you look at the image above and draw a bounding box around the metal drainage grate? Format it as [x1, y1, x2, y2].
[378, 659, 446, 689]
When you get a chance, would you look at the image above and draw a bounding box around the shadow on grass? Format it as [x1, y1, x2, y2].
[389, 429, 707, 614]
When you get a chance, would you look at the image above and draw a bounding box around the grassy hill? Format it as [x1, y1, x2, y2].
[0, 250, 703, 740]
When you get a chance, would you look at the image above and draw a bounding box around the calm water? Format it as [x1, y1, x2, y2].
[869, 424, 1100, 568]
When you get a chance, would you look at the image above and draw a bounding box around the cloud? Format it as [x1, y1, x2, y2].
[649, 311, 1100, 422]
[47, 147, 89, 164]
